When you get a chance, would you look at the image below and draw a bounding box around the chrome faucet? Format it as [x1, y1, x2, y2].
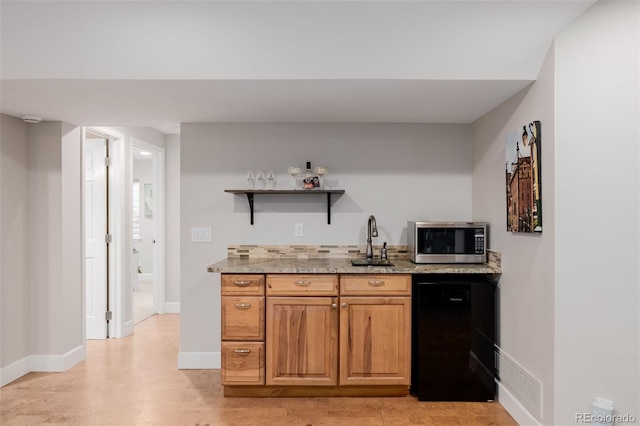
[366, 215, 378, 260]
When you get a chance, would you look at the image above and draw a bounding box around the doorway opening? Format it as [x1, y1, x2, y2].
[131, 139, 166, 325]
[83, 128, 166, 341]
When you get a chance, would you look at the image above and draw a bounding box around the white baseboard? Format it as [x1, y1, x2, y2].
[1, 345, 86, 388]
[30, 345, 86, 372]
[0, 356, 30, 387]
[164, 302, 180, 313]
[177, 351, 220, 369]
[498, 381, 542, 426]
[139, 273, 154, 281]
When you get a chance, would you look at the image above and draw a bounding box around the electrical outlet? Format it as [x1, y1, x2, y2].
[294, 223, 304, 237]
[191, 227, 212, 243]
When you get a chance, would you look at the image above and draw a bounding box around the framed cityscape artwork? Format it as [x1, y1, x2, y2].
[505, 121, 542, 233]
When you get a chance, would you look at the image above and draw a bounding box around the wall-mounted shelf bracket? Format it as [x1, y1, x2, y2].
[245, 192, 255, 225]
[225, 189, 345, 225]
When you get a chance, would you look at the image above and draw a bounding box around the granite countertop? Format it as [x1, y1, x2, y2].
[207, 257, 501, 275]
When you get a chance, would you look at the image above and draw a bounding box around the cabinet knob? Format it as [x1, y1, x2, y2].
[341, 302, 347, 308]
[294, 280, 312, 286]
[331, 303, 337, 309]
[233, 281, 251, 287]
[368, 280, 384, 286]
[234, 349, 251, 354]
[234, 303, 252, 309]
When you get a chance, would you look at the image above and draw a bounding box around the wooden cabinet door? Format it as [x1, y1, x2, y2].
[339, 297, 411, 386]
[266, 297, 338, 386]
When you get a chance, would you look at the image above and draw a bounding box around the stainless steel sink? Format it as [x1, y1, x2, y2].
[350, 259, 394, 267]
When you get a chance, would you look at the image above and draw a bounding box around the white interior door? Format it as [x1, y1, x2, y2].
[85, 137, 108, 339]
[111, 135, 134, 338]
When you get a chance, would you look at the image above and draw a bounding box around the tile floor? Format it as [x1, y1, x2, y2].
[0, 315, 518, 425]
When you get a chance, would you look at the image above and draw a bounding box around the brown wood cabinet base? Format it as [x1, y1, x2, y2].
[223, 385, 409, 398]
[221, 273, 412, 397]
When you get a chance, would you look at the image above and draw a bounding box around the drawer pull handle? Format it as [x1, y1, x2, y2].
[331, 303, 338, 309]
[233, 281, 251, 287]
[294, 280, 312, 286]
[234, 349, 251, 354]
[368, 280, 384, 286]
[234, 303, 252, 309]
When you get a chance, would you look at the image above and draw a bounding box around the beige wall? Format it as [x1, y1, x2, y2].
[165, 134, 180, 307]
[29, 122, 83, 356]
[0, 114, 31, 373]
[472, 1, 640, 424]
[61, 124, 83, 352]
[553, 1, 639, 423]
[1, 117, 84, 385]
[472, 46, 555, 423]
[179, 122, 473, 366]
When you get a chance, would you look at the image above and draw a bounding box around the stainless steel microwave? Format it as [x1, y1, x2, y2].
[407, 221, 487, 264]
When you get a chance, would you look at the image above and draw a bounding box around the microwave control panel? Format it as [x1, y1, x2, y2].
[474, 231, 485, 254]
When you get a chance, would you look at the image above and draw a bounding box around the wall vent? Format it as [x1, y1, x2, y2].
[495, 347, 543, 419]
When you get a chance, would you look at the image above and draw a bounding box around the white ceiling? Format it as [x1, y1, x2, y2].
[0, 1, 596, 134]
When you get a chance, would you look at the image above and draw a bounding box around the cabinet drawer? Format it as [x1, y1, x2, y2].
[222, 342, 265, 385]
[221, 296, 265, 341]
[222, 274, 265, 295]
[267, 274, 338, 296]
[340, 274, 411, 296]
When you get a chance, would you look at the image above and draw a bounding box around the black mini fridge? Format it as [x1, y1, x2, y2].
[411, 274, 497, 401]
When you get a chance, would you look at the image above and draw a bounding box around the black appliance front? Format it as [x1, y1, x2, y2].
[411, 274, 497, 401]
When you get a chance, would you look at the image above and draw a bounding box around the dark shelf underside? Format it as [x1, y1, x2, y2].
[225, 189, 345, 225]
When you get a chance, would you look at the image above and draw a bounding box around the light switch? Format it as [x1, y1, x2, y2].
[191, 227, 212, 243]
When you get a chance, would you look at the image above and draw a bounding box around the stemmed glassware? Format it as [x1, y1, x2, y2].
[245, 171, 255, 189]
[287, 166, 301, 190]
[314, 166, 327, 189]
[255, 171, 265, 189]
[266, 171, 277, 190]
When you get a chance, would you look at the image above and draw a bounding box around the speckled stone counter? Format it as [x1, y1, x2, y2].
[207, 257, 501, 275]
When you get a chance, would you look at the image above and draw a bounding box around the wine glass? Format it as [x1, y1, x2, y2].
[266, 171, 277, 190]
[255, 171, 265, 189]
[314, 166, 327, 188]
[287, 166, 301, 190]
[245, 171, 255, 189]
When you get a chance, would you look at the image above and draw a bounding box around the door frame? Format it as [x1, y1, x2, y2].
[83, 126, 133, 339]
[131, 137, 166, 315]
[81, 127, 166, 340]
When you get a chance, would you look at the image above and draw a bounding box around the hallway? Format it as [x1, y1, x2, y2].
[0, 315, 517, 425]
[134, 279, 155, 325]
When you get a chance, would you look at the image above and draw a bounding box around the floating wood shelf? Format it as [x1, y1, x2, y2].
[225, 189, 345, 225]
